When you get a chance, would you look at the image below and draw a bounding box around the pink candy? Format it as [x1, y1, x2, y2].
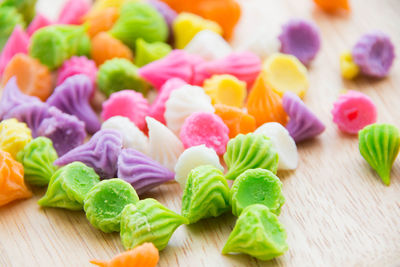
[180, 112, 229, 155]
[57, 56, 98, 87]
[27, 14, 52, 36]
[331, 90, 377, 134]
[149, 78, 187, 124]
[57, 0, 90, 25]
[101, 90, 150, 130]
[0, 26, 29, 76]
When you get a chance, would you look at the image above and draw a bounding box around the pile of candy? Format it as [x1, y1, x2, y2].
[0, 0, 398, 264]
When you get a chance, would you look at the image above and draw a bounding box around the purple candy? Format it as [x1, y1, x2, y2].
[0, 77, 41, 120]
[282, 92, 325, 143]
[4, 102, 52, 137]
[117, 148, 175, 195]
[37, 107, 86, 156]
[46, 74, 100, 134]
[279, 19, 321, 65]
[54, 129, 122, 179]
[352, 31, 395, 78]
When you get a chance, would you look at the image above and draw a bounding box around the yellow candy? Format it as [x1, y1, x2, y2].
[203, 74, 246, 108]
[0, 119, 32, 158]
[340, 51, 359, 80]
[261, 53, 309, 98]
[173, 12, 223, 49]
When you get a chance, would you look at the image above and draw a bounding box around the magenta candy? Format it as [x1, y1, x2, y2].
[0, 77, 41, 120]
[180, 112, 229, 155]
[148, 78, 187, 124]
[117, 148, 175, 195]
[27, 13, 52, 36]
[37, 107, 86, 156]
[138, 50, 194, 90]
[47, 74, 100, 134]
[331, 90, 377, 134]
[54, 129, 122, 178]
[352, 31, 395, 78]
[57, 56, 97, 88]
[57, 0, 90, 25]
[101, 90, 149, 131]
[283, 92, 325, 142]
[192, 51, 261, 86]
[279, 19, 321, 65]
[0, 26, 29, 75]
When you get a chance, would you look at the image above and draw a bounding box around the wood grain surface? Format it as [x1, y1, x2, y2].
[1, 0, 400, 266]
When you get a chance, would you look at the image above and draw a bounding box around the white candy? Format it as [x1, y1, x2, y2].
[237, 32, 280, 60]
[146, 117, 184, 171]
[255, 122, 298, 170]
[101, 116, 149, 154]
[174, 145, 224, 189]
[184, 30, 232, 61]
[165, 84, 214, 135]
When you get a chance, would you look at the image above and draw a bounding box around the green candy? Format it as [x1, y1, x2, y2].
[222, 204, 288, 261]
[110, 2, 168, 50]
[230, 169, 284, 217]
[181, 165, 230, 224]
[0, 0, 37, 24]
[135, 38, 171, 67]
[84, 179, 139, 233]
[120, 198, 188, 250]
[16, 137, 58, 186]
[0, 6, 25, 50]
[224, 133, 279, 180]
[38, 162, 100, 210]
[97, 58, 149, 96]
[359, 123, 400, 186]
[30, 25, 91, 69]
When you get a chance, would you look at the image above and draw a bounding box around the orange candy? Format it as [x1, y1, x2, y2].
[84, 7, 119, 38]
[1, 53, 52, 101]
[90, 243, 159, 267]
[246, 74, 288, 127]
[162, 0, 240, 39]
[215, 104, 256, 138]
[313, 0, 350, 12]
[91, 32, 134, 66]
[0, 150, 32, 207]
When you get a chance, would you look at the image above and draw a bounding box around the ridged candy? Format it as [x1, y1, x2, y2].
[0, 118, 32, 158]
[84, 7, 119, 38]
[57, 56, 98, 87]
[135, 38, 171, 67]
[203, 74, 246, 108]
[214, 104, 256, 138]
[91, 32, 133, 66]
[223, 133, 278, 180]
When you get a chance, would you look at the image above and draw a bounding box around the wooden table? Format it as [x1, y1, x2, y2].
[1, 0, 400, 266]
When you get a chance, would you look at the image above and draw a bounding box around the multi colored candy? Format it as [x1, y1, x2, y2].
[57, 56, 98, 87]
[224, 133, 279, 180]
[38, 162, 100, 210]
[214, 104, 256, 138]
[222, 204, 288, 260]
[84, 179, 139, 233]
[0, 150, 32, 207]
[0, 118, 32, 158]
[358, 124, 400, 185]
[84, 7, 119, 38]
[120, 199, 187, 250]
[203, 74, 246, 108]
[332, 90, 377, 134]
[16, 137, 58, 186]
[117, 148, 174, 195]
[230, 169, 285, 216]
[135, 38, 172, 67]
[26, 13, 52, 36]
[181, 165, 230, 223]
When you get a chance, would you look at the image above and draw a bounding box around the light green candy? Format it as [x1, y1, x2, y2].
[0, 6, 25, 50]
[224, 133, 279, 180]
[230, 169, 284, 217]
[0, 0, 37, 24]
[38, 162, 100, 210]
[110, 2, 168, 50]
[222, 204, 288, 261]
[181, 165, 230, 224]
[135, 38, 171, 67]
[16, 137, 58, 186]
[359, 123, 400, 186]
[97, 58, 149, 97]
[84, 179, 139, 233]
[30, 25, 91, 69]
[120, 198, 188, 250]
